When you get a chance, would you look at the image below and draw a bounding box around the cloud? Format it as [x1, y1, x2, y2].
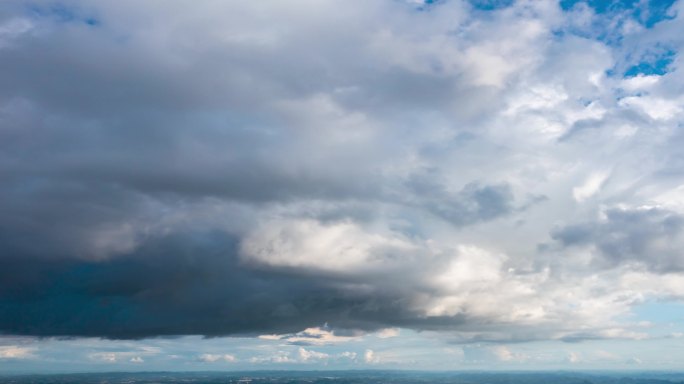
[88, 352, 118, 363]
[249, 351, 296, 364]
[250, 348, 350, 364]
[259, 326, 362, 346]
[364, 349, 379, 364]
[572, 171, 609, 202]
[197, 353, 236, 363]
[297, 347, 329, 362]
[0, 17, 32, 48]
[0, 345, 34, 359]
[339, 351, 357, 361]
[491, 346, 527, 362]
[558, 328, 648, 343]
[240, 219, 419, 272]
[376, 328, 400, 338]
[552, 206, 684, 271]
[0, 0, 683, 346]
[87, 347, 159, 363]
[463, 345, 526, 363]
[566, 351, 581, 363]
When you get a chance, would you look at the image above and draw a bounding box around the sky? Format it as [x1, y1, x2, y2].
[1, 0, 684, 373]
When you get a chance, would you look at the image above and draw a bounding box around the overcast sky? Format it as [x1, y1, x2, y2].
[2, 0, 684, 373]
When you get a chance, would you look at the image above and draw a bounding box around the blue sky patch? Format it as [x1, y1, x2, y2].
[624, 48, 676, 77]
[469, 0, 515, 11]
[633, 300, 684, 322]
[26, 2, 99, 26]
[561, 0, 676, 28]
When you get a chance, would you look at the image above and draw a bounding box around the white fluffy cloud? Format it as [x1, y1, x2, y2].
[364, 349, 379, 364]
[197, 353, 237, 363]
[0, 345, 34, 359]
[297, 347, 329, 362]
[259, 326, 362, 346]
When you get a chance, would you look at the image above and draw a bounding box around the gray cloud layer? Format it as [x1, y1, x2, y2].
[1, 0, 684, 340]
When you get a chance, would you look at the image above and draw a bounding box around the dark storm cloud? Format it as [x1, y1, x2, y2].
[0, 231, 470, 339]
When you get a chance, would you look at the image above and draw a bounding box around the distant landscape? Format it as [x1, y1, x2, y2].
[3, 372, 684, 384]
[2, 0, 684, 374]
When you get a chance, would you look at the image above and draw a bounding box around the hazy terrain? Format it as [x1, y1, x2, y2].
[2, 372, 684, 384]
